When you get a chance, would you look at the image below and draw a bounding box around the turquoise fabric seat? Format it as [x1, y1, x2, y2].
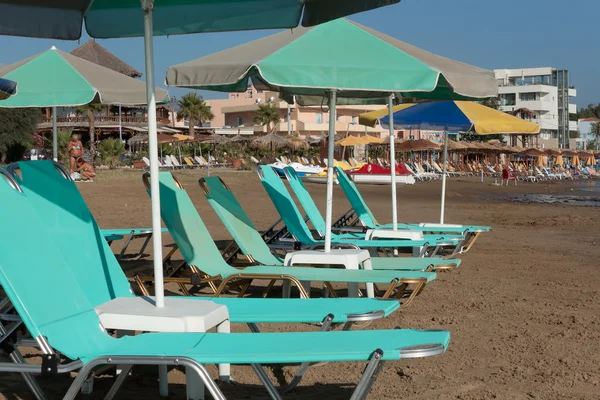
[150, 171, 437, 295]
[283, 166, 465, 246]
[334, 166, 491, 233]
[202, 175, 460, 271]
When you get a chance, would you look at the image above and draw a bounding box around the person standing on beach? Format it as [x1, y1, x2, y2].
[67, 133, 84, 175]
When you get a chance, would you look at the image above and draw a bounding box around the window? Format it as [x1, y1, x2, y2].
[352, 116, 358, 124]
[519, 92, 540, 101]
[236, 116, 243, 126]
[499, 93, 516, 106]
[247, 90, 253, 98]
[316, 113, 323, 124]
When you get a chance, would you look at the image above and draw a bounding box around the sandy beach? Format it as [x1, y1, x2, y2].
[2, 169, 599, 399]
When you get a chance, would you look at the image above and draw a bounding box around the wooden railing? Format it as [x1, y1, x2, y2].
[40, 116, 150, 124]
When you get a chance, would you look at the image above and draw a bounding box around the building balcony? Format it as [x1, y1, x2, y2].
[568, 88, 577, 97]
[569, 120, 578, 131]
[517, 99, 554, 112]
[497, 84, 553, 94]
[568, 103, 577, 114]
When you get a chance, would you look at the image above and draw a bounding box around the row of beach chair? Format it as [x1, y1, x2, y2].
[0, 160, 491, 399]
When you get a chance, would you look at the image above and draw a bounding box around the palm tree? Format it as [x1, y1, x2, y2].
[176, 93, 214, 136]
[253, 103, 281, 134]
[75, 103, 104, 163]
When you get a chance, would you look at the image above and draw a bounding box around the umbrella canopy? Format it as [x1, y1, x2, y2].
[498, 145, 521, 153]
[128, 133, 177, 144]
[561, 149, 578, 157]
[172, 134, 196, 142]
[366, 100, 539, 224]
[0, 77, 17, 100]
[579, 150, 595, 158]
[572, 155, 580, 166]
[361, 134, 384, 144]
[445, 140, 466, 151]
[397, 139, 440, 152]
[201, 134, 230, 145]
[543, 148, 561, 156]
[166, 18, 497, 102]
[230, 134, 252, 143]
[288, 135, 309, 150]
[555, 155, 564, 166]
[0, 1, 400, 40]
[251, 133, 289, 149]
[374, 101, 540, 134]
[522, 148, 544, 157]
[0, 47, 169, 107]
[335, 136, 365, 146]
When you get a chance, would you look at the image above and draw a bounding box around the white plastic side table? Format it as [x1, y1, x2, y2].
[284, 249, 374, 298]
[95, 296, 230, 400]
[364, 229, 424, 241]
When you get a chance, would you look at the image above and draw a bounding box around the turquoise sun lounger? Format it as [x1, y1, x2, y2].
[7, 161, 166, 261]
[334, 166, 491, 253]
[102, 227, 169, 260]
[282, 166, 465, 257]
[10, 161, 402, 324]
[147, 171, 437, 302]
[9, 161, 411, 393]
[200, 175, 461, 271]
[0, 166, 450, 400]
[258, 165, 458, 257]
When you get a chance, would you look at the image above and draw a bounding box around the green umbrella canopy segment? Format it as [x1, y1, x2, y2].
[0, 0, 401, 40]
[166, 18, 497, 102]
[0, 47, 169, 107]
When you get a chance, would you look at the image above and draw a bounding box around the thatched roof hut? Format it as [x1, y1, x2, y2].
[70, 39, 142, 78]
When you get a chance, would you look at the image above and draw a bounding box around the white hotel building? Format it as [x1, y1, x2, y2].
[493, 68, 578, 149]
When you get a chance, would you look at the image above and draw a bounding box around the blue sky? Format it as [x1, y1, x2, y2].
[0, 0, 597, 109]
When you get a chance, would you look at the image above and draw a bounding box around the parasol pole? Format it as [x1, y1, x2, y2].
[324, 91, 337, 252]
[440, 131, 449, 224]
[141, 0, 164, 309]
[118, 104, 122, 143]
[388, 94, 397, 231]
[52, 106, 57, 161]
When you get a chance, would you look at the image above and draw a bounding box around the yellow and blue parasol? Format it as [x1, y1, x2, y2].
[0, 78, 17, 100]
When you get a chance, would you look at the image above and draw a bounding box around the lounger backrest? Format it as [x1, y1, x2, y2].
[257, 166, 318, 245]
[151, 172, 236, 276]
[0, 169, 112, 360]
[333, 166, 378, 227]
[201, 177, 283, 265]
[16, 161, 134, 306]
[283, 167, 327, 236]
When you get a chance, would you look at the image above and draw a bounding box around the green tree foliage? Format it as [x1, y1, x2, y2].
[0, 108, 41, 163]
[577, 104, 600, 119]
[176, 93, 214, 137]
[57, 129, 73, 165]
[253, 103, 281, 133]
[98, 138, 125, 168]
[75, 103, 104, 163]
[479, 97, 500, 110]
